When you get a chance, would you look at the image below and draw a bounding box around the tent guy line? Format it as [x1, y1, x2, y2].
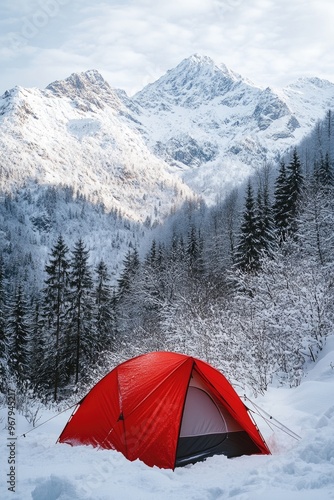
[20, 402, 78, 439]
[243, 395, 302, 441]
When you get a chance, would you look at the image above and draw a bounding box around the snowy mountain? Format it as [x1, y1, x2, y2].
[1, 59, 334, 500]
[1, 55, 334, 213]
[129, 54, 334, 201]
[0, 70, 195, 224]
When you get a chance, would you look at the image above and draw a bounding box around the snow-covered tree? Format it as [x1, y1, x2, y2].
[94, 260, 115, 354]
[257, 174, 276, 257]
[273, 161, 290, 242]
[0, 256, 8, 391]
[7, 284, 31, 385]
[67, 238, 94, 385]
[235, 182, 261, 272]
[285, 149, 304, 231]
[42, 235, 70, 400]
[117, 248, 140, 299]
[115, 248, 143, 341]
[315, 153, 334, 188]
[29, 298, 46, 393]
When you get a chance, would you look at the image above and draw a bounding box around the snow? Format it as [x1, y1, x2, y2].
[1, 336, 333, 500]
[2, 56, 334, 211]
[131, 55, 334, 202]
[0, 72, 196, 224]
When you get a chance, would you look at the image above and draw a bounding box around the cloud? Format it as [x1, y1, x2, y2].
[0, 0, 333, 95]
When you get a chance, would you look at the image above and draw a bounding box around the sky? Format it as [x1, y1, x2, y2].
[0, 0, 334, 96]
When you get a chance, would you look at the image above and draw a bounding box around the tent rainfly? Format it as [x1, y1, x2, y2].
[58, 352, 270, 468]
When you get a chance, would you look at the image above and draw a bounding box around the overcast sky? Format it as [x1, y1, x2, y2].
[1, 0, 334, 96]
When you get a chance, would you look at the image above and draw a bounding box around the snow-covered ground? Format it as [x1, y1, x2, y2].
[1, 336, 334, 500]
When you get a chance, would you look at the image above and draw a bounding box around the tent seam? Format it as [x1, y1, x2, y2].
[173, 360, 195, 470]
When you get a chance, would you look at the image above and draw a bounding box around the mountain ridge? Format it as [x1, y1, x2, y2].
[0, 73, 196, 224]
[1, 54, 334, 209]
[46, 69, 125, 112]
[132, 54, 246, 110]
[128, 55, 334, 200]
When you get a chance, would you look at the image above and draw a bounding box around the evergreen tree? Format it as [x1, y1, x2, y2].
[67, 238, 94, 384]
[301, 161, 334, 266]
[326, 109, 333, 157]
[285, 149, 304, 232]
[317, 153, 334, 188]
[140, 243, 163, 340]
[117, 248, 140, 299]
[146, 239, 157, 267]
[186, 226, 204, 278]
[187, 226, 199, 264]
[29, 298, 46, 392]
[273, 161, 290, 242]
[235, 182, 261, 272]
[7, 284, 31, 384]
[42, 235, 70, 400]
[115, 248, 142, 338]
[0, 256, 7, 391]
[257, 182, 276, 257]
[164, 233, 187, 303]
[94, 260, 114, 353]
[273, 151, 304, 240]
[225, 189, 238, 265]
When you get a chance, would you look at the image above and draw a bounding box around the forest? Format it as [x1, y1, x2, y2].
[0, 110, 333, 408]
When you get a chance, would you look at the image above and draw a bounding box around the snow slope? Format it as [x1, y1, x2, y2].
[2, 55, 334, 212]
[1, 336, 333, 500]
[131, 54, 334, 201]
[0, 70, 195, 224]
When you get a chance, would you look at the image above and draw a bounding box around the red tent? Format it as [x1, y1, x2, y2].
[58, 352, 270, 468]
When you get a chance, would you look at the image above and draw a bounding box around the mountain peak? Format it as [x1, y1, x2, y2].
[46, 69, 123, 110]
[47, 69, 107, 92]
[134, 54, 243, 109]
[183, 53, 240, 79]
[286, 76, 334, 91]
[169, 53, 242, 84]
[186, 53, 215, 65]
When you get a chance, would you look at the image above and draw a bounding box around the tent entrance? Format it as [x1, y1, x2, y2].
[176, 385, 228, 466]
[175, 370, 260, 466]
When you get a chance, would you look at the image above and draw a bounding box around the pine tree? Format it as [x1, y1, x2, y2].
[117, 248, 140, 299]
[116, 248, 141, 338]
[0, 256, 7, 391]
[326, 109, 333, 157]
[7, 284, 31, 384]
[235, 182, 261, 272]
[140, 244, 161, 339]
[317, 153, 334, 188]
[257, 182, 276, 257]
[186, 226, 204, 278]
[94, 260, 114, 353]
[29, 298, 46, 392]
[225, 189, 238, 265]
[302, 155, 334, 266]
[273, 161, 290, 242]
[67, 238, 93, 384]
[285, 148, 304, 232]
[146, 239, 157, 267]
[42, 235, 70, 400]
[273, 151, 304, 240]
[165, 233, 187, 302]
